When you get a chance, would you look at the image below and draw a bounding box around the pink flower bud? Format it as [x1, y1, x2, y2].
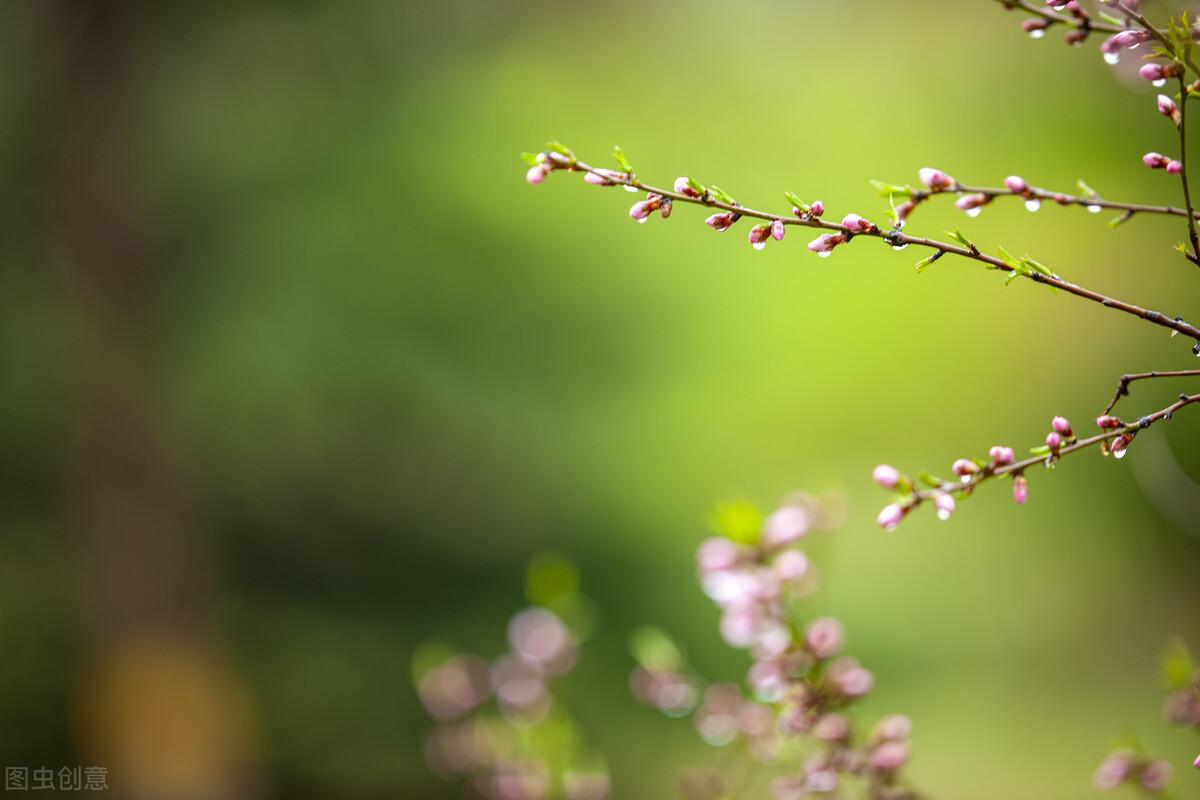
[840, 213, 874, 233]
[807, 233, 844, 255]
[872, 464, 901, 489]
[774, 549, 810, 583]
[697, 537, 742, 574]
[660, 199, 673, 218]
[1110, 432, 1134, 459]
[873, 714, 912, 742]
[1158, 93, 1179, 120]
[1167, 160, 1183, 174]
[1004, 175, 1029, 194]
[989, 446, 1015, 467]
[771, 219, 786, 241]
[526, 164, 550, 185]
[1193, 753, 1199, 769]
[1140, 759, 1172, 791]
[748, 224, 771, 250]
[810, 200, 824, 217]
[918, 167, 955, 191]
[585, 168, 625, 186]
[895, 199, 916, 221]
[1013, 474, 1028, 505]
[1022, 18, 1049, 36]
[828, 658, 873, 698]
[706, 212, 736, 232]
[763, 505, 810, 548]
[1140, 62, 1179, 83]
[813, 713, 850, 742]
[1065, 29, 1086, 47]
[1052, 416, 1073, 436]
[1045, 0, 1068, 7]
[1096, 415, 1121, 429]
[955, 193, 990, 213]
[869, 741, 909, 772]
[629, 195, 663, 222]
[806, 617, 844, 659]
[1054, 193, 1069, 205]
[876, 503, 905, 532]
[1144, 152, 1170, 169]
[1093, 751, 1133, 790]
[952, 458, 979, 481]
[1046, 432, 1062, 450]
[674, 176, 703, 198]
[933, 491, 955, 521]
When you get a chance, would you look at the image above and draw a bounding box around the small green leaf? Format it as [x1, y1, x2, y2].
[687, 176, 706, 194]
[1096, 10, 1122, 25]
[709, 499, 762, 545]
[1162, 638, 1196, 689]
[1175, 241, 1189, 255]
[1077, 179, 1099, 199]
[784, 191, 807, 211]
[870, 179, 916, 199]
[1004, 271, 1021, 287]
[546, 139, 573, 157]
[946, 229, 975, 250]
[914, 252, 944, 273]
[1029, 445, 1052, 456]
[612, 145, 633, 173]
[917, 471, 943, 488]
[520, 151, 541, 166]
[1021, 256, 1055, 278]
[996, 246, 1026, 272]
[629, 626, 686, 673]
[709, 185, 737, 205]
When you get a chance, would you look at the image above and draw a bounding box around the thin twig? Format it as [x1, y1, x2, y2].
[562, 158, 1200, 345]
[912, 392, 1200, 504]
[905, 182, 1200, 221]
[1175, 75, 1200, 265]
[1103, 369, 1200, 415]
[994, 0, 1123, 33]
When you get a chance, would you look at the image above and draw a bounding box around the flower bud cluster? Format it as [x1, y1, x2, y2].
[1093, 749, 1172, 793]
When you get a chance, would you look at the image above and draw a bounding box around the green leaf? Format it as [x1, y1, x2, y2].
[687, 176, 706, 195]
[1004, 271, 1021, 287]
[520, 151, 541, 166]
[870, 180, 916, 199]
[1096, 10, 1122, 25]
[1021, 256, 1055, 278]
[1029, 445, 1051, 456]
[914, 252, 944, 273]
[1162, 638, 1196, 688]
[918, 470, 943, 488]
[946, 229, 975, 250]
[629, 626, 686, 673]
[784, 191, 807, 211]
[709, 185, 737, 205]
[1175, 241, 1189, 255]
[996, 246, 1026, 272]
[1077, 179, 1099, 199]
[546, 139, 573, 157]
[709, 499, 762, 544]
[612, 145, 633, 173]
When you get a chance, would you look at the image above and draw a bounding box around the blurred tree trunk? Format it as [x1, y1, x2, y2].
[45, 2, 259, 798]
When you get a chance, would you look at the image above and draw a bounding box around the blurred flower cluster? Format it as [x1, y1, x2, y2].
[630, 493, 920, 800]
[416, 554, 609, 800]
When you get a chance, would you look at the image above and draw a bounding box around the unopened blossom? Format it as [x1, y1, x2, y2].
[872, 714, 912, 742]
[771, 219, 786, 241]
[1140, 63, 1180, 85]
[1158, 94, 1181, 126]
[812, 713, 850, 742]
[1054, 192, 1070, 205]
[508, 607, 573, 671]
[955, 193, 990, 215]
[1094, 750, 1134, 790]
[807, 233, 845, 256]
[1022, 18, 1049, 37]
[1004, 175, 1029, 194]
[810, 200, 824, 217]
[749, 224, 772, 250]
[1013, 474, 1029, 505]
[697, 537, 742, 575]
[870, 741, 910, 772]
[841, 213, 874, 234]
[952, 458, 979, 481]
[1144, 152, 1171, 170]
[585, 169, 626, 187]
[989, 446, 1015, 467]
[1046, 432, 1063, 450]
[1140, 759, 1172, 792]
[895, 199, 917, 221]
[706, 212, 736, 232]
[674, 176, 704, 198]
[1194, 753, 1199, 770]
[876, 502, 905, 531]
[873, 464, 901, 489]
[720, 604, 761, 649]
[762, 504, 810, 548]
[1096, 414, 1121, 429]
[918, 167, 955, 191]
[1100, 30, 1146, 64]
[805, 617, 844, 659]
[773, 549, 809, 583]
[526, 164, 550, 185]
[827, 657, 873, 698]
[1064, 28, 1086, 47]
[1052, 416, 1073, 436]
[630, 194, 664, 222]
[1167, 160, 1183, 175]
[933, 491, 955, 521]
[1110, 432, 1135, 458]
[748, 658, 788, 702]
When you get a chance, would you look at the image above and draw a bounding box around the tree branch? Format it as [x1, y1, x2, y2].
[1103, 369, 1200, 415]
[1175, 75, 1200, 265]
[897, 180, 1200, 223]
[994, 0, 1123, 33]
[537, 154, 1200, 347]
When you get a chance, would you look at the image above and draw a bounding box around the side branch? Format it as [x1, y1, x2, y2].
[548, 154, 1200, 346]
[896, 180, 1200, 223]
[1103, 369, 1200, 415]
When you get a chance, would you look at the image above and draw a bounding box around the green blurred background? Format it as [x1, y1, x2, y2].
[1, 1, 1199, 798]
